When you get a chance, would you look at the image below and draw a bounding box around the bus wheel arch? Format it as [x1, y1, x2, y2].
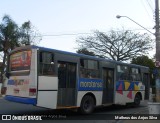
[79, 93, 96, 114]
[134, 92, 142, 106]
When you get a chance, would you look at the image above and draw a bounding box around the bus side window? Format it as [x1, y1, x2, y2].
[39, 52, 55, 76]
[80, 59, 99, 79]
[130, 68, 141, 81]
[117, 65, 129, 80]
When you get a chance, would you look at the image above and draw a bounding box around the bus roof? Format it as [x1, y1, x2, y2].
[11, 45, 149, 70]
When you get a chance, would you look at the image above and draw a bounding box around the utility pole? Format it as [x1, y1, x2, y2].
[155, 0, 160, 102]
[155, 0, 160, 62]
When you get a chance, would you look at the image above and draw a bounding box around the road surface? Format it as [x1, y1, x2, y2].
[0, 96, 160, 123]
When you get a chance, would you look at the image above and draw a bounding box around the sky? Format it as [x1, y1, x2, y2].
[0, 0, 156, 58]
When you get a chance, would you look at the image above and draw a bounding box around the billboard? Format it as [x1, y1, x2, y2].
[10, 50, 32, 71]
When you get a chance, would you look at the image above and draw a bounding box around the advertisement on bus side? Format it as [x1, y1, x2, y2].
[10, 50, 31, 71]
[78, 78, 103, 91]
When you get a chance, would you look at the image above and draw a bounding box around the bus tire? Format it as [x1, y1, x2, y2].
[134, 94, 141, 106]
[79, 95, 95, 114]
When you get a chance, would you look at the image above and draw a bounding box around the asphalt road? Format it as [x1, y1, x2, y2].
[0, 97, 152, 121]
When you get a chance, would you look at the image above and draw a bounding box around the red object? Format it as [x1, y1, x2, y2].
[127, 91, 132, 99]
[117, 90, 123, 95]
[29, 88, 36, 93]
[29, 88, 36, 96]
[1, 87, 7, 95]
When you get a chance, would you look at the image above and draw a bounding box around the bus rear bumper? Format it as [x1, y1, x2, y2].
[5, 95, 36, 105]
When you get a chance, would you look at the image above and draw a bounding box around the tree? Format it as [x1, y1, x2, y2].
[131, 55, 156, 93]
[19, 21, 41, 45]
[0, 15, 19, 82]
[0, 15, 41, 83]
[76, 29, 153, 61]
[131, 55, 155, 70]
[76, 48, 95, 56]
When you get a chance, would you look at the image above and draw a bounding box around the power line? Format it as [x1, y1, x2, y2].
[141, 0, 154, 23]
[40, 32, 92, 37]
[39, 28, 154, 37]
[146, 0, 154, 12]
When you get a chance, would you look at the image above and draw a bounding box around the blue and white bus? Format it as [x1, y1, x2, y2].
[4, 45, 150, 114]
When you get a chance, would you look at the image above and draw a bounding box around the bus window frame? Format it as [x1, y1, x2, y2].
[130, 67, 142, 81]
[116, 64, 130, 81]
[80, 59, 100, 79]
[39, 51, 56, 76]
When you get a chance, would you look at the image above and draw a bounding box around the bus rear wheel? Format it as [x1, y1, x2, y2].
[134, 94, 141, 106]
[80, 95, 95, 114]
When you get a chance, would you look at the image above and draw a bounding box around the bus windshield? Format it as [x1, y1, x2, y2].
[10, 50, 32, 72]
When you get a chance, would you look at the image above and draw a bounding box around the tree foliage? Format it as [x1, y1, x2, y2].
[131, 55, 155, 72]
[0, 15, 19, 82]
[19, 21, 41, 45]
[76, 48, 95, 56]
[0, 15, 19, 51]
[0, 15, 41, 82]
[76, 29, 153, 61]
[131, 55, 156, 87]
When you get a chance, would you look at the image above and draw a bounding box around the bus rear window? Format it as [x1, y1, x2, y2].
[10, 50, 32, 71]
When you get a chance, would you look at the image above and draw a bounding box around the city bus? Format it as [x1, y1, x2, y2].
[4, 45, 150, 114]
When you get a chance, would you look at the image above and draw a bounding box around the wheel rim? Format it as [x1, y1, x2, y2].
[84, 100, 91, 111]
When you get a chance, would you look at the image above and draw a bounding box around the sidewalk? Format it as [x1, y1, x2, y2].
[118, 101, 160, 123]
[148, 102, 160, 114]
[148, 93, 160, 114]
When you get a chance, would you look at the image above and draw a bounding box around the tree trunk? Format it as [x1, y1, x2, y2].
[0, 52, 7, 83]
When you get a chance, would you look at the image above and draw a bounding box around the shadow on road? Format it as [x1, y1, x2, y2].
[12, 104, 140, 115]
[10, 104, 147, 120]
[0, 98, 150, 120]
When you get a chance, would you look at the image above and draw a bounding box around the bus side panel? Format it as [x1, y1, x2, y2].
[77, 91, 103, 107]
[6, 76, 30, 97]
[115, 81, 145, 105]
[77, 78, 103, 106]
[37, 91, 58, 109]
[115, 91, 134, 105]
[115, 91, 145, 105]
[38, 76, 58, 90]
[37, 76, 58, 109]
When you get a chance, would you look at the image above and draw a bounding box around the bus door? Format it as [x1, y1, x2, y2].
[57, 61, 77, 107]
[37, 52, 58, 109]
[102, 68, 114, 104]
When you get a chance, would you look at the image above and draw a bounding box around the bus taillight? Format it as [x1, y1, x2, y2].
[29, 88, 36, 96]
[1, 87, 7, 95]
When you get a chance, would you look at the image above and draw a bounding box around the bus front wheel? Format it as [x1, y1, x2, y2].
[80, 95, 95, 114]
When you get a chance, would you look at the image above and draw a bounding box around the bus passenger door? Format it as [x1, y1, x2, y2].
[57, 61, 77, 107]
[37, 52, 58, 109]
[102, 68, 114, 104]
